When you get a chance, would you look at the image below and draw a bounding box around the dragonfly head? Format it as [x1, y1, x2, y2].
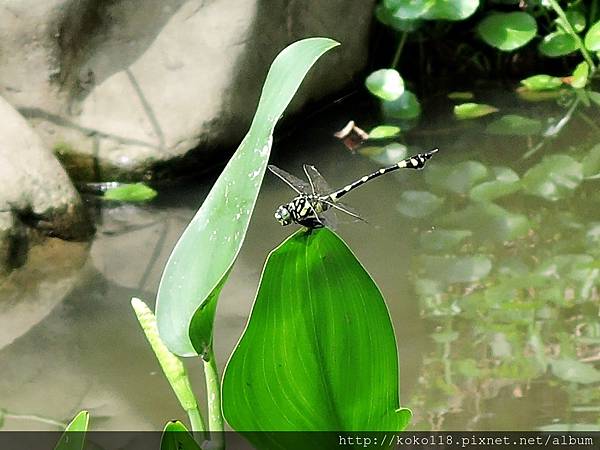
[274, 205, 292, 226]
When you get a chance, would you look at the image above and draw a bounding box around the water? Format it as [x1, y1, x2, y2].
[1, 87, 599, 431]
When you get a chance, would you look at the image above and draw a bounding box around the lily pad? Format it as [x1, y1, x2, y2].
[486, 114, 542, 136]
[583, 144, 600, 177]
[397, 191, 444, 218]
[584, 20, 600, 51]
[382, 90, 421, 120]
[375, 4, 422, 31]
[419, 228, 472, 252]
[538, 32, 578, 57]
[366, 69, 405, 101]
[368, 125, 402, 139]
[425, 161, 489, 194]
[454, 103, 499, 120]
[520, 74, 563, 91]
[522, 154, 583, 201]
[419, 255, 493, 284]
[470, 166, 521, 202]
[477, 12, 537, 51]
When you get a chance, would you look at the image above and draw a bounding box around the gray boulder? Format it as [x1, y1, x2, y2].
[0, 0, 375, 181]
[0, 96, 91, 272]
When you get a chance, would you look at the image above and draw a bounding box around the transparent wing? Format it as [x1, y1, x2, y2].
[322, 198, 367, 223]
[268, 165, 311, 194]
[303, 164, 333, 195]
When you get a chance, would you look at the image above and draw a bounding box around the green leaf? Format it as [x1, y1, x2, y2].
[381, 90, 421, 120]
[454, 102, 498, 120]
[222, 229, 411, 438]
[54, 411, 89, 450]
[385, 0, 431, 19]
[425, 161, 489, 194]
[103, 183, 157, 202]
[557, 9, 586, 33]
[470, 166, 521, 202]
[365, 69, 405, 101]
[368, 125, 401, 139]
[375, 4, 422, 32]
[522, 154, 583, 201]
[571, 61, 589, 89]
[551, 359, 600, 384]
[538, 32, 578, 57]
[161, 421, 201, 450]
[131, 298, 199, 412]
[477, 12, 537, 51]
[419, 255, 492, 284]
[422, 0, 479, 21]
[583, 144, 600, 177]
[397, 191, 444, 218]
[584, 20, 600, 51]
[486, 114, 542, 136]
[156, 38, 339, 357]
[520, 74, 563, 91]
[448, 91, 474, 100]
[588, 91, 600, 107]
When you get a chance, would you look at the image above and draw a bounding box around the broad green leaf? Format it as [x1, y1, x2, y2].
[365, 69, 405, 101]
[538, 32, 578, 57]
[161, 421, 201, 450]
[103, 183, 157, 202]
[516, 86, 563, 102]
[520, 74, 562, 91]
[382, 90, 421, 120]
[156, 38, 339, 357]
[571, 61, 589, 89]
[397, 190, 444, 218]
[584, 20, 600, 51]
[419, 228, 472, 252]
[368, 125, 401, 139]
[375, 5, 422, 31]
[477, 12, 537, 51]
[583, 144, 600, 177]
[425, 161, 488, 194]
[551, 359, 600, 384]
[470, 166, 521, 202]
[522, 154, 583, 201]
[131, 298, 198, 412]
[419, 255, 492, 284]
[223, 229, 411, 441]
[454, 102, 498, 120]
[486, 114, 542, 135]
[362, 142, 408, 165]
[54, 411, 89, 450]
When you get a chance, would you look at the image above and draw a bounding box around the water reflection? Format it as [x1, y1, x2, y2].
[0, 87, 599, 431]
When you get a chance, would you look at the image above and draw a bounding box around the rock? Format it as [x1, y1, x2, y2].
[0, 96, 92, 272]
[0, 0, 375, 181]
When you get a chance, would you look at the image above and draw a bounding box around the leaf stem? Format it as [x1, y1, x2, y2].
[391, 32, 408, 69]
[187, 408, 207, 442]
[547, 0, 596, 71]
[204, 348, 224, 449]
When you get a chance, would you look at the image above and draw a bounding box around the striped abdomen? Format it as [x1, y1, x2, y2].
[328, 148, 438, 202]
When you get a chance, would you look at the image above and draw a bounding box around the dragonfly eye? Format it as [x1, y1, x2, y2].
[275, 206, 292, 226]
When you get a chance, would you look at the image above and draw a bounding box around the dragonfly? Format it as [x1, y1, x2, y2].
[268, 148, 439, 228]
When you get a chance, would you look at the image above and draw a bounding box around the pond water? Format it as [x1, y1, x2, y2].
[1, 86, 599, 432]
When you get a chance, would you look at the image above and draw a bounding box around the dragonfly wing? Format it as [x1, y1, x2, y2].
[303, 164, 333, 195]
[320, 208, 338, 230]
[322, 199, 367, 223]
[268, 165, 311, 194]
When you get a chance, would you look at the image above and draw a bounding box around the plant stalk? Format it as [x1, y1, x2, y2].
[187, 408, 207, 442]
[204, 347, 225, 449]
[391, 31, 408, 69]
[547, 0, 596, 71]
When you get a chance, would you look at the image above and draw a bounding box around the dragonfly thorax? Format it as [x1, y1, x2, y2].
[275, 194, 329, 227]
